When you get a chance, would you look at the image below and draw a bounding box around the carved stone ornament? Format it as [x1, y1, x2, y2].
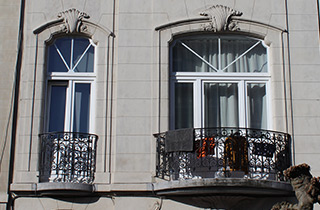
[200, 5, 242, 32]
[271, 163, 320, 210]
[57, 8, 90, 33]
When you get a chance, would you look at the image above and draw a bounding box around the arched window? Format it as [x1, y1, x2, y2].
[170, 34, 269, 130]
[46, 37, 95, 133]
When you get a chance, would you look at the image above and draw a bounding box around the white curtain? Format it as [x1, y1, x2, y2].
[173, 37, 267, 73]
[173, 39, 218, 72]
[247, 83, 267, 129]
[204, 83, 239, 127]
[221, 38, 267, 73]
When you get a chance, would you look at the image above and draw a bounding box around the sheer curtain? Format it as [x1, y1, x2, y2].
[221, 38, 267, 73]
[247, 83, 267, 129]
[172, 37, 267, 73]
[204, 83, 239, 127]
[172, 39, 218, 72]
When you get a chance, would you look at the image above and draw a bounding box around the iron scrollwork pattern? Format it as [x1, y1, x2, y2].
[155, 128, 291, 181]
[39, 132, 98, 184]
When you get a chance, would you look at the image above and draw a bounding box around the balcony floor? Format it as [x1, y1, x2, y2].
[154, 178, 293, 196]
[154, 178, 295, 209]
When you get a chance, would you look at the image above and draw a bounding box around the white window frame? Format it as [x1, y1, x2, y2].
[170, 35, 271, 130]
[45, 37, 97, 133]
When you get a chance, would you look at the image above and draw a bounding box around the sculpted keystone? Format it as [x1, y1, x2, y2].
[58, 8, 90, 33]
[200, 5, 242, 32]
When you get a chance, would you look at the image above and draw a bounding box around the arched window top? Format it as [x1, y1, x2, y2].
[171, 34, 267, 73]
[47, 37, 95, 73]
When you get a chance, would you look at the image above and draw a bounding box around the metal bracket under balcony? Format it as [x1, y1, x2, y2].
[155, 127, 291, 182]
[38, 132, 98, 194]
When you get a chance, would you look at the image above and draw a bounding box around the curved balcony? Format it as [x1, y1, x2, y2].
[155, 127, 291, 181]
[154, 127, 293, 205]
[38, 132, 98, 195]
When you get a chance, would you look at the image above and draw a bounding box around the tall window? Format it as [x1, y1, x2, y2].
[46, 37, 95, 133]
[170, 35, 269, 130]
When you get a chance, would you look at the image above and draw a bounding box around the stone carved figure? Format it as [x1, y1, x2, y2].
[58, 8, 90, 33]
[200, 5, 242, 32]
[271, 163, 320, 210]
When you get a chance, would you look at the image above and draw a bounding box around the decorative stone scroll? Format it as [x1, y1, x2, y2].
[200, 5, 242, 32]
[58, 8, 90, 33]
[271, 163, 320, 210]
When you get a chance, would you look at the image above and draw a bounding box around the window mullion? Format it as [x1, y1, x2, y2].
[169, 80, 175, 130]
[46, 83, 53, 132]
[70, 38, 74, 71]
[194, 79, 202, 128]
[218, 38, 221, 71]
[266, 81, 272, 129]
[239, 81, 246, 128]
[200, 79, 207, 128]
[65, 80, 74, 132]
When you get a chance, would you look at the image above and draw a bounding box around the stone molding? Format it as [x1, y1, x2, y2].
[57, 8, 90, 33]
[200, 5, 242, 32]
[33, 8, 114, 36]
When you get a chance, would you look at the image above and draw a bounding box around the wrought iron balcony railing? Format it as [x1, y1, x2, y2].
[39, 132, 98, 184]
[155, 128, 291, 181]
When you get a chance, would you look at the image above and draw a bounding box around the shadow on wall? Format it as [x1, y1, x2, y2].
[49, 196, 101, 204]
[169, 196, 297, 210]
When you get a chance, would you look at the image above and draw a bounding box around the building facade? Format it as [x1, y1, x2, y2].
[0, 0, 320, 209]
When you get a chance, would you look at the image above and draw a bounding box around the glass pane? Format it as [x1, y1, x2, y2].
[247, 83, 267, 129]
[48, 85, 67, 132]
[175, 83, 193, 129]
[204, 83, 239, 127]
[73, 38, 94, 72]
[74, 45, 94, 72]
[73, 83, 91, 133]
[221, 38, 267, 73]
[48, 45, 68, 73]
[48, 38, 71, 72]
[172, 38, 218, 72]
